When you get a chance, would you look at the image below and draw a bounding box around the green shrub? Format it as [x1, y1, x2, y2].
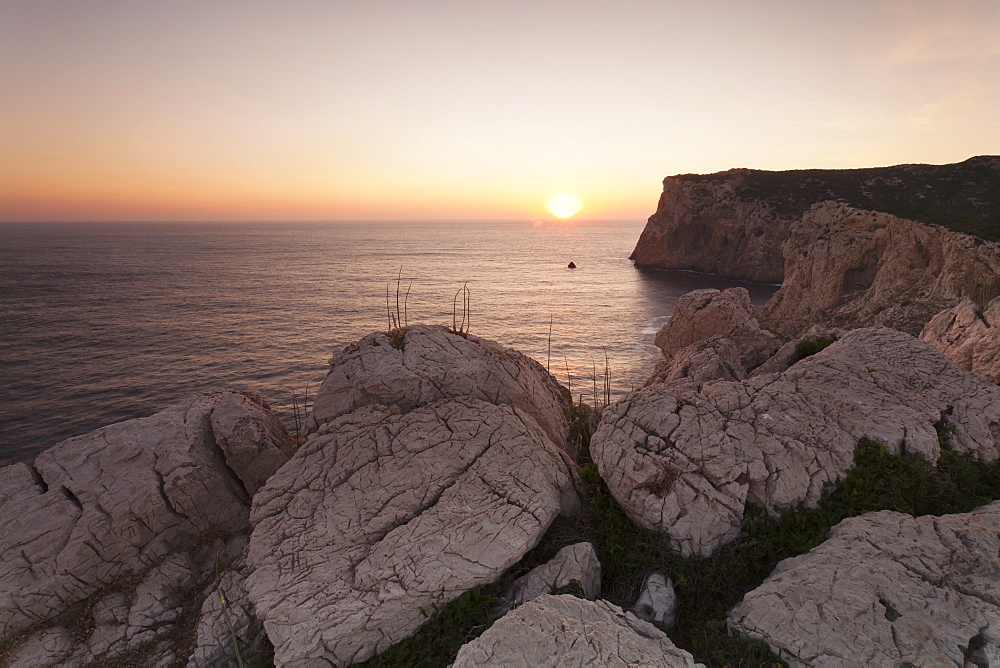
[794, 335, 837, 361]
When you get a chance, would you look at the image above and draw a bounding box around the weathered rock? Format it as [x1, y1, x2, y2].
[654, 288, 778, 362]
[0, 390, 292, 639]
[632, 573, 677, 629]
[43, 536, 251, 666]
[306, 324, 571, 451]
[188, 564, 266, 667]
[4, 627, 75, 666]
[747, 326, 843, 378]
[646, 288, 782, 386]
[79, 592, 130, 658]
[591, 328, 1000, 556]
[729, 502, 1000, 666]
[630, 156, 1000, 284]
[246, 397, 579, 666]
[921, 297, 1000, 384]
[761, 202, 1000, 337]
[506, 542, 601, 608]
[630, 174, 791, 283]
[453, 594, 702, 667]
[210, 392, 297, 495]
[127, 553, 201, 647]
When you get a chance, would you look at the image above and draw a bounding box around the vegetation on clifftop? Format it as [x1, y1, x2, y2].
[677, 156, 1000, 241]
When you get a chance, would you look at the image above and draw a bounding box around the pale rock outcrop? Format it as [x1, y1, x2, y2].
[246, 397, 578, 666]
[632, 573, 678, 629]
[647, 287, 782, 386]
[762, 202, 1000, 337]
[4, 627, 76, 666]
[188, 563, 266, 667]
[630, 174, 790, 283]
[630, 156, 1000, 285]
[921, 297, 1000, 384]
[209, 392, 297, 495]
[306, 325, 571, 450]
[0, 390, 293, 639]
[591, 328, 1000, 556]
[729, 502, 1000, 666]
[55, 537, 247, 665]
[506, 542, 601, 608]
[453, 594, 702, 667]
[654, 288, 778, 362]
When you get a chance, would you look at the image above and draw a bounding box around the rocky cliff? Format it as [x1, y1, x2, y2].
[630, 156, 1000, 283]
[760, 202, 1000, 337]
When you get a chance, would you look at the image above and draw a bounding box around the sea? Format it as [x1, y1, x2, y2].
[0, 220, 777, 463]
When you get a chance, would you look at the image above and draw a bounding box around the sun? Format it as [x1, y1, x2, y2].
[546, 192, 583, 219]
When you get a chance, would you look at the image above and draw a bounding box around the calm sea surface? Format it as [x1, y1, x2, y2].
[1, 220, 777, 463]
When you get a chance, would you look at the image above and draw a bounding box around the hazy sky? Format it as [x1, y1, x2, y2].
[2, 0, 998, 221]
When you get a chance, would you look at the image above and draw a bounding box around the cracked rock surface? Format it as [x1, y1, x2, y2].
[592, 328, 1000, 556]
[506, 542, 601, 608]
[246, 397, 578, 666]
[0, 390, 292, 639]
[921, 297, 1000, 384]
[654, 288, 781, 367]
[647, 288, 782, 386]
[452, 594, 703, 667]
[761, 202, 1000, 338]
[187, 558, 266, 667]
[728, 502, 1000, 666]
[305, 325, 571, 451]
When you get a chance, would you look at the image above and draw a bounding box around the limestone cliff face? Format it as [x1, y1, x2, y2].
[631, 156, 1000, 284]
[921, 297, 1000, 383]
[760, 202, 1000, 337]
[629, 174, 790, 283]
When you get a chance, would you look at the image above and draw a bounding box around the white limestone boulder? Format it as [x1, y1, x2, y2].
[591, 328, 1000, 556]
[452, 594, 702, 667]
[633, 573, 678, 629]
[729, 502, 1000, 666]
[652, 288, 782, 383]
[246, 397, 578, 666]
[506, 542, 601, 608]
[305, 325, 571, 451]
[0, 390, 292, 639]
[921, 297, 1000, 384]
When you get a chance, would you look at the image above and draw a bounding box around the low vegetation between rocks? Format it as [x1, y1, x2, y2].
[359, 405, 1000, 667]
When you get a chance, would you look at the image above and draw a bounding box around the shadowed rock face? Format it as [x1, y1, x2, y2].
[630, 156, 1000, 283]
[246, 397, 578, 666]
[729, 502, 1000, 667]
[453, 594, 702, 667]
[922, 297, 1000, 384]
[0, 391, 293, 639]
[506, 542, 601, 608]
[306, 325, 571, 452]
[761, 202, 1000, 338]
[591, 329, 1000, 557]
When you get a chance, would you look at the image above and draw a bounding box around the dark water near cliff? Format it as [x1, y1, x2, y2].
[0, 220, 777, 463]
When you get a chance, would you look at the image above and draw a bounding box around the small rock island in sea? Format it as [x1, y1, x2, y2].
[2, 157, 999, 666]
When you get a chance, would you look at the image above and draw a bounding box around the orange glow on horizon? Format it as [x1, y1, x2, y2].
[1, 2, 997, 222]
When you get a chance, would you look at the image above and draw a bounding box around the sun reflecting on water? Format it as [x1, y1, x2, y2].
[546, 192, 583, 219]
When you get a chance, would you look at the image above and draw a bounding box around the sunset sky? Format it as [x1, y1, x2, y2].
[1, 0, 998, 222]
